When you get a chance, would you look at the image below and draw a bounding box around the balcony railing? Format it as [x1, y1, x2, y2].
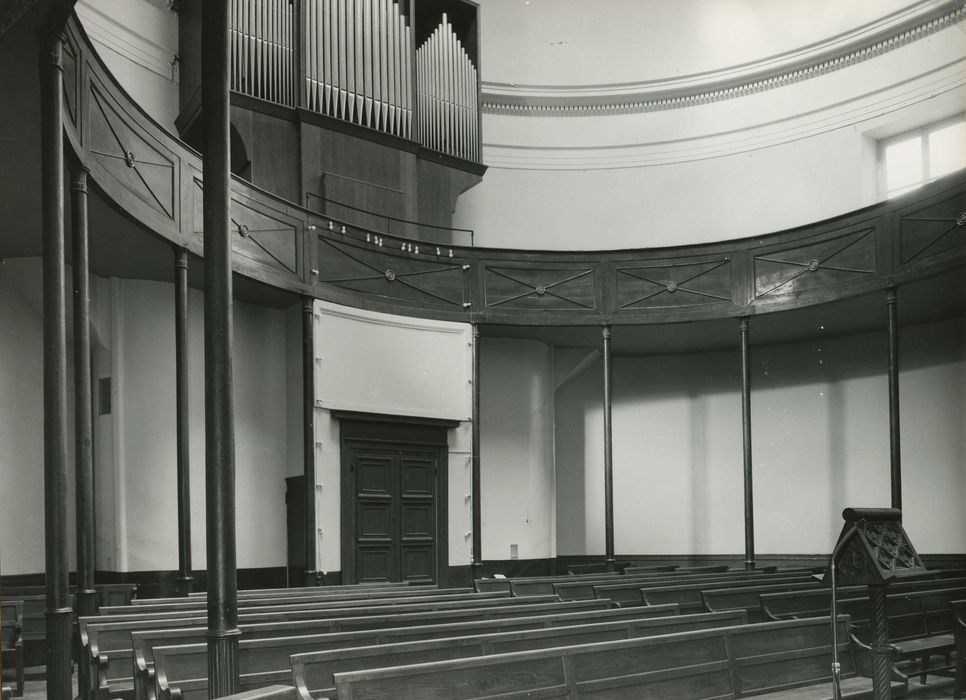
[229, 0, 480, 163]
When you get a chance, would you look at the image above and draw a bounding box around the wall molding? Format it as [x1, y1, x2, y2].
[482, 0, 966, 117]
[75, 0, 178, 82]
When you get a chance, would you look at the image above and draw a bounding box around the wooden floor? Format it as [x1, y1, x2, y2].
[10, 668, 960, 700]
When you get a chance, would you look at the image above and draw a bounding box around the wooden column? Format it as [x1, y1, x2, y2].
[41, 30, 73, 700]
[175, 248, 193, 596]
[303, 297, 318, 586]
[471, 324, 482, 576]
[202, 0, 240, 692]
[72, 167, 97, 625]
[886, 287, 902, 511]
[739, 317, 755, 570]
[602, 325, 616, 571]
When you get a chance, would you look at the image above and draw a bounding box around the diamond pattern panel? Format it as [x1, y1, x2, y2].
[485, 266, 597, 311]
[899, 192, 966, 266]
[617, 259, 732, 310]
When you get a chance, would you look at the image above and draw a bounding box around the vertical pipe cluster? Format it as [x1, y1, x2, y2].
[416, 13, 479, 161]
[41, 31, 73, 700]
[303, 0, 412, 137]
[203, 0, 240, 694]
[231, 0, 296, 106]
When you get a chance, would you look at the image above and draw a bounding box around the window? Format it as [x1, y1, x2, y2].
[880, 116, 966, 198]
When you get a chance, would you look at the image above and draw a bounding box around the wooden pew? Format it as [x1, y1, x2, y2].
[474, 572, 617, 595]
[84, 592, 539, 699]
[104, 587, 477, 615]
[137, 603, 678, 700]
[610, 572, 818, 612]
[701, 580, 824, 621]
[146, 582, 415, 604]
[951, 599, 965, 699]
[210, 687, 299, 700]
[0, 601, 23, 697]
[101, 598, 607, 700]
[332, 615, 904, 699]
[623, 563, 731, 575]
[501, 567, 769, 597]
[580, 570, 810, 606]
[842, 586, 966, 684]
[762, 576, 966, 621]
[153, 609, 747, 700]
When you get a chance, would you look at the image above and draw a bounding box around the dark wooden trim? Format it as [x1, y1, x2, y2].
[416, 147, 488, 177]
[332, 410, 461, 431]
[601, 325, 615, 570]
[886, 287, 902, 511]
[71, 166, 97, 620]
[202, 0, 239, 693]
[296, 107, 421, 153]
[739, 317, 755, 570]
[471, 325, 482, 573]
[174, 247, 193, 596]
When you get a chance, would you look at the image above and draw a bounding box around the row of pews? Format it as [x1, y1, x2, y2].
[6, 565, 966, 698]
[0, 582, 137, 697]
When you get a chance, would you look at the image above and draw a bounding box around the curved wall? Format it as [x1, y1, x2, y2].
[458, 2, 966, 249]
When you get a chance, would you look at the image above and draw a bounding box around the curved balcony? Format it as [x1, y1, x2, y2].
[63, 15, 966, 332]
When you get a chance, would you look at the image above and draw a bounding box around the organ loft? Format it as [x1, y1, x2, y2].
[0, 0, 964, 698]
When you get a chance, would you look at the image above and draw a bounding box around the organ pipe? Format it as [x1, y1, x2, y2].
[229, 0, 479, 160]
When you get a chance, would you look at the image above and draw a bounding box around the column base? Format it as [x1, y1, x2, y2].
[45, 607, 73, 700]
[178, 576, 195, 597]
[206, 628, 241, 697]
[303, 570, 320, 587]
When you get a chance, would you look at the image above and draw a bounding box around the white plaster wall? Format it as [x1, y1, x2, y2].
[113, 279, 289, 572]
[479, 338, 556, 562]
[312, 301, 473, 574]
[76, 0, 180, 131]
[554, 316, 966, 557]
[0, 263, 46, 575]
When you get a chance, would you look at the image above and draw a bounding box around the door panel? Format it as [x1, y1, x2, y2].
[344, 442, 442, 583]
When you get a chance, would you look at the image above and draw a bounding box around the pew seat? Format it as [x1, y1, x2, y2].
[951, 599, 965, 699]
[0, 601, 23, 697]
[331, 615, 904, 700]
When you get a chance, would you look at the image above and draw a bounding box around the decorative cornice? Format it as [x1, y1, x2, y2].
[482, 0, 966, 116]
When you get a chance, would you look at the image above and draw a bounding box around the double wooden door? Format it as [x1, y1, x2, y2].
[343, 441, 443, 583]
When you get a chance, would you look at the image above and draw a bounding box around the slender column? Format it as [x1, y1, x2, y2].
[886, 288, 901, 511]
[471, 324, 482, 576]
[302, 297, 318, 586]
[739, 317, 755, 570]
[602, 325, 616, 571]
[72, 167, 97, 624]
[203, 0, 240, 693]
[41, 32, 73, 700]
[175, 248, 194, 596]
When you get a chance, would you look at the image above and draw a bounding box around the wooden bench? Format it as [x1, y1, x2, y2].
[702, 581, 825, 622]
[951, 599, 965, 699]
[623, 563, 732, 575]
[474, 572, 619, 595]
[0, 601, 23, 697]
[101, 598, 608, 700]
[282, 610, 748, 700]
[554, 568, 779, 601]
[138, 603, 676, 700]
[626, 573, 818, 613]
[145, 582, 416, 604]
[208, 687, 299, 700]
[83, 592, 544, 699]
[589, 571, 813, 608]
[841, 586, 966, 684]
[332, 615, 904, 699]
[762, 576, 966, 621]
[150, 608, 743, 700]
[105, 586, 478, 615]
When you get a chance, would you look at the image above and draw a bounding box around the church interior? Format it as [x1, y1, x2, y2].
[1, 0, 965, 698]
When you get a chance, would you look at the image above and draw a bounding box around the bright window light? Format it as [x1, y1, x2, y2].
[880, 116, 966, 199]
